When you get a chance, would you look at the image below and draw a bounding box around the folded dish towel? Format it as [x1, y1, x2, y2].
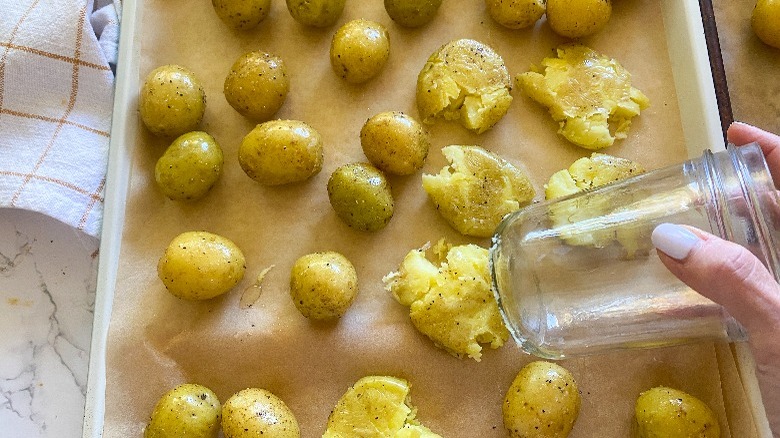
[0, 0, 119, 238]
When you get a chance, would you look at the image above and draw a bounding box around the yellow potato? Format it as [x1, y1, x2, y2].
[503, 361, 581, 438]
[289, 251, 358, 320]
[155, 131, 223, 201]
[222, 388, 300, 438]
[330, 19, 390, 84]
[327, 163, 394, 232]
[753, 0, 780, 49]
[139, 65, 206, 137]
[416, 39, 513, 133]
[546, 0, 611, 38]
[286, 0, 345, 27]
[324, 376, 441, 437]
[422, 145, 535, 238]
[224, 51, 289, 121]
[211, 0, 270, 30]
[486, 0, 545, 29]
[384, 0, 442, 27]
[635, 386, 720, 438]
[545, 153, 644, 200]
[238, 120, 323, 185]
[157, 231, 246, 300]
[360, 111, 429, 175]
[144, 383, 221, 438]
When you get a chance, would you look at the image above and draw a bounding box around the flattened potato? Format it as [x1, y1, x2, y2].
[239, 120, 323, 185]
[384, 0, 442, 27]
[211, 0, 271, 30]
[416, 39, 512, 133]
[289, 251, 358, 320]
[222, 388, 300, 438]
[155, 131, 223, 201]
[486, 0, 545, 29]
[140, 65, 206, 137]
[224, 51, 289, 121]
[503, 361, 581, 438]
[286, 0, 345, 27]
[360, 111, 429, 175]
[330, 19, 390, 83]
[546, 0, 611, 38]
[145, 384, 221, 438]
[157, 231, 246, 300]
[635, 387, 720, 438]
[753, 0, 780, 49]
[327, 163, 394, 232]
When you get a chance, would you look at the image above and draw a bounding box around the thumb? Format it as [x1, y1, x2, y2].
[651, 223, 780, 346]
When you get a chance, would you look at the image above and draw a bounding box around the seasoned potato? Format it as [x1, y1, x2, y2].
[324, 376, 441, 437]
[224, 51, 289, 121]
[546, 0, 611, 38]
[635, 387, 720, 438]
[286, 0, 345, 27]
[211, 0, 270, 30]
[360, 111, 429, 175]
[330, 19, 390, 84]
[155, 131, 223, 201]
[416, 39, 512, 133]
[384, 0, 442, 27]
[144, 383, 221, 438]
[518, 44, 650, 150]
[327, 163, 394, 232]
[422, 145, 535, 237]
[753, 0, 780, 49]
[486, 0, 545, 29]
[222, 388, 300, 438]
[157, 231, 246, 300]
[139, 65, 206, 137]
[238, 120, 323, 185]
[289, 251, 358, 320]
[545, 153, 644, 200]
[503, 361, 581, 438]
[383, 241, 509, 361]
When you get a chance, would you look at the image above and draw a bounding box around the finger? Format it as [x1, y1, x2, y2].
[651, 223, 780, 343]
[727, 121, 780, 188]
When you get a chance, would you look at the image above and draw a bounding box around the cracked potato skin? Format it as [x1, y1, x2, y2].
[144, 383, 221, 438]
[289, 251, 358, 320]
[360, 111, 429, 175]
[140, 65, 206, 137]
[486, 0, 546, 29]
[224, 51, 289, 122]
[327, 163, 394, 232]
[155, 131, 224, 201]
[238, 120, 323, 185]
[503, 361, 581, 438]
[222, 388, 300, 438]
[211, 0, 271, 30]
[546, 0, 611, 38]
[330, 19, 390, 83]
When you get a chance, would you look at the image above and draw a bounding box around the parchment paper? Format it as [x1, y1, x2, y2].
[103, 0, 758, 436]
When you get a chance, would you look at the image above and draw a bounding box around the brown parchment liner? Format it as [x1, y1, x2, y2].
[103, 0, 760, 436]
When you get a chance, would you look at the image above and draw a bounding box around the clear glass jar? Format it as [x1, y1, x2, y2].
[489, 143, 780, 359]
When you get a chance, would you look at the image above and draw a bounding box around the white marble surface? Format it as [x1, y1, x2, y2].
[0, 209, 98, 437]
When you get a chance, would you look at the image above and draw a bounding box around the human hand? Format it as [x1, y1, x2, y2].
[651, 121, 780, 437]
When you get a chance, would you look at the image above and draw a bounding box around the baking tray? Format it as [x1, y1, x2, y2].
[83, 0, 772, 436]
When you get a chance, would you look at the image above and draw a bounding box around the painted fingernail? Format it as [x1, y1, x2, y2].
[651, 223, 701, 260]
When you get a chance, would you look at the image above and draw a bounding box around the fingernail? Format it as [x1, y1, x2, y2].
[651, 223, 701, 260]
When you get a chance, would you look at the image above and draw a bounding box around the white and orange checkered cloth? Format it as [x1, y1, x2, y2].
[0, 0, 119, 237]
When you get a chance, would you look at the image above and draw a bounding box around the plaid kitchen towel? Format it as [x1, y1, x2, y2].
[0, 0, 119, 237]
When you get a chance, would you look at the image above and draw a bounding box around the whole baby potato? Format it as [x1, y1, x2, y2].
[486, 0, 545, 29]
[546, 0, 611, 38]
[222, 388, 300, 438]
[155, 131, 223, 201]
[286, 0, 345, 27]
[144, 383, 221, 438]
[290, 251, 358, 320]
[360, 111, 429, 175]
[384, 0, 442, 27]
[157, 231, 246, 300]
[753, 0, 780, 49]
[211, 0, 270, 30]
[503, 361, 581, 438]
[139, 65, 206, 137]
[330, 19, 390, 84]
[224, 51, 289, 121]
[635, 387, 720, 438]
[239, 120, 324, 185]
[327, 163, 394, 232]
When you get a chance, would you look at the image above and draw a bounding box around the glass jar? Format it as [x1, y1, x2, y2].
[489, 143, 780, 359]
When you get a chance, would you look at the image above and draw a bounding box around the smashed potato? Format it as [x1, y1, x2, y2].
[545, 153, 644, 200]
[422, 145, 535, 237]
[546, 0, 611, 38]
[222, 388, 300, 438]
[289, 251, 358, 320]
[416, 39, 513, 133]
[503, 361, 581, 438]
[145, 383, 221, 438]
[383, 241, 509, 361]
[324, 376, 441, 438]
[635, 387, 720, 438]
[486, 0, 545, 29]
[518, 44, 650, 150]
